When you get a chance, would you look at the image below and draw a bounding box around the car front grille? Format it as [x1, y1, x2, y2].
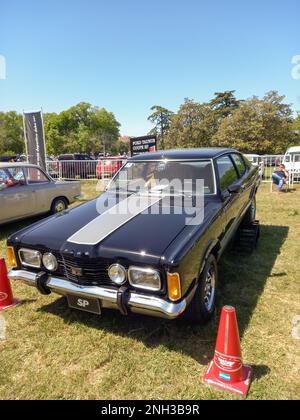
[42, 251, 112, 286]
[57, 254, 112, 286]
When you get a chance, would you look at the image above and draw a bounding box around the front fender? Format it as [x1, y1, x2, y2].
[199, 238, 221, 277]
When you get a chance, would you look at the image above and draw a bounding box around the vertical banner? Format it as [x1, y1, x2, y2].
[23, 110, 47, 171]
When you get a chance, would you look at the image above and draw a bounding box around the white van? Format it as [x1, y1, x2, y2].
[282, 147, 300, 180]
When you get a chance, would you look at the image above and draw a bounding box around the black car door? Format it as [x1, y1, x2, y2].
[230, 153, 256, 217]
[215, 155, 242, 249]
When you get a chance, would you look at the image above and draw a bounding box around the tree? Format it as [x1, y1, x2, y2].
[114, 137, 130, 155]
[148, 106, 174, 149]
[294, 113, 300, 133]
[88, 108, 121, 154]
[162, 92, 240, 151]
[212, 91, 295, 154]
[44, 113, 65, 155]
[44, 103, 120, 155]
[164, 99, 216, 150]
[209, 90, 240, 118]
[0, 112, 24, 155]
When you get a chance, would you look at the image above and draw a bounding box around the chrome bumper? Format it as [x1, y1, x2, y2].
[8, 270, 189, 320]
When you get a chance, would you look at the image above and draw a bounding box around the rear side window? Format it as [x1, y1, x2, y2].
[231, 154, 247, 177]
[216, 156, 239, 191]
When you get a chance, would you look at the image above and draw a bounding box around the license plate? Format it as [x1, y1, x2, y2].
[67, 295, 101, 315]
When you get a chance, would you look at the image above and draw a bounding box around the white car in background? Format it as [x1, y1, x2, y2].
[282, 147, 300, 180]
[0, 163, 81, 225]
[244, 154, 265, 179]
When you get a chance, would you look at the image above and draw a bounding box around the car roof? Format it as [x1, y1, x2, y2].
[0, 162, 40, 169]
[129, 148, 237, 161]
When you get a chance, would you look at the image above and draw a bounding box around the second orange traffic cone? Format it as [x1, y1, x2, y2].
[0, 258, 19, 311]
[204, 306, 252, 397]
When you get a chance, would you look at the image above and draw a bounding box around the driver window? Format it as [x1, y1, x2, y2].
[0, 167, 25, 189]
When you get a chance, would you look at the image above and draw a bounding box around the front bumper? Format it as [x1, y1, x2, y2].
[8, 269, 190, 320]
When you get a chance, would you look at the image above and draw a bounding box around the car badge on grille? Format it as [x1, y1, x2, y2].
[71, 267, 83, 276]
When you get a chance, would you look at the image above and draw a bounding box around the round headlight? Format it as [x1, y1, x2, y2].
[108, 264, 127, 285]
[43, 253, 58, 272]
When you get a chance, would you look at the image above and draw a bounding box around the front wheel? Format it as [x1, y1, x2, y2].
[184, 254, 218, 324]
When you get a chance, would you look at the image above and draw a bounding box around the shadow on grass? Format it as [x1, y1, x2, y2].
[0, 216, 44, 243]
[39, 224, 288, 369]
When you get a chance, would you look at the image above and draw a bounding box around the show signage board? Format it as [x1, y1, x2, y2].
[130, 135, 157, 156]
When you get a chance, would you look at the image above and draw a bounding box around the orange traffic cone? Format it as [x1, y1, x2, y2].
[204, 306, 252, 397]
[0, 258, 19, 311]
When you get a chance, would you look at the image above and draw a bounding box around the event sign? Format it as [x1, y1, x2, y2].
[130, 135, 157, 156]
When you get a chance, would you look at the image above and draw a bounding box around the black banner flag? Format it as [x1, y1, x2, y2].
[23, 110, 47, 170]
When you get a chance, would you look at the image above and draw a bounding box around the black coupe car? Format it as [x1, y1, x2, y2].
[7, 148, 260, 324]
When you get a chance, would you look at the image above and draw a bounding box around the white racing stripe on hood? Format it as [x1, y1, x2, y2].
[67, 194, 162, 246]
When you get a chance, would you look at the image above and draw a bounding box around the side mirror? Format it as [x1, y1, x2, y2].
[221, 189, 230, 201]
[228, 184, 241, 194]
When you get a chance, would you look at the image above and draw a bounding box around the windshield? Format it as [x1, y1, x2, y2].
[110, 160, 215, 195]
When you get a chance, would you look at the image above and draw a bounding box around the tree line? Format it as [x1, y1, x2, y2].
[0, 91, 299, 157]
[0, 102, 121, 156]
[148, 91, 300, 155]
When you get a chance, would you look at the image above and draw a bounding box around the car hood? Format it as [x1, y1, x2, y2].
[14, 192, 218, 265]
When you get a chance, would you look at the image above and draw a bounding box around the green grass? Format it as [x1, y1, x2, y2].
[0, 182, 300, 400]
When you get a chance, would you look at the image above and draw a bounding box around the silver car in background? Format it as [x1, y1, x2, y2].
[0, 163, 81, 225]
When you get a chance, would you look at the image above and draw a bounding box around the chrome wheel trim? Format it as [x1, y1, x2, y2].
[204, 265, 216, 312]
[55, 201, 66, 213]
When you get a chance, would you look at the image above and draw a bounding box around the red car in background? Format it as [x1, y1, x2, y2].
[96, 157, 125, 179]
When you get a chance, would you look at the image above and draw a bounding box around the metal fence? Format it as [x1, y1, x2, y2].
[46, 158, 128, 181]
[261, 155, 285, 181]
[46, 155, 300, 184]
[261, 155, 300, 184]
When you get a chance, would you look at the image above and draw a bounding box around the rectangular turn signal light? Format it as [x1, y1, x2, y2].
[167, 273, 182, 302]
[7, 247, 17, 268]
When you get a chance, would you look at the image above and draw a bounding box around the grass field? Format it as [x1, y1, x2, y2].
[0, 182, 299, 400]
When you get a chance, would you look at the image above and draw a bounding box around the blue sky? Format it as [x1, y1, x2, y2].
[0, 0, 299, 136]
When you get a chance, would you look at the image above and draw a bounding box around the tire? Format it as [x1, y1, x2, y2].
[184, 254, 218, 324]
[242, 196, 256, 226]
[50, 197, 68, 215]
